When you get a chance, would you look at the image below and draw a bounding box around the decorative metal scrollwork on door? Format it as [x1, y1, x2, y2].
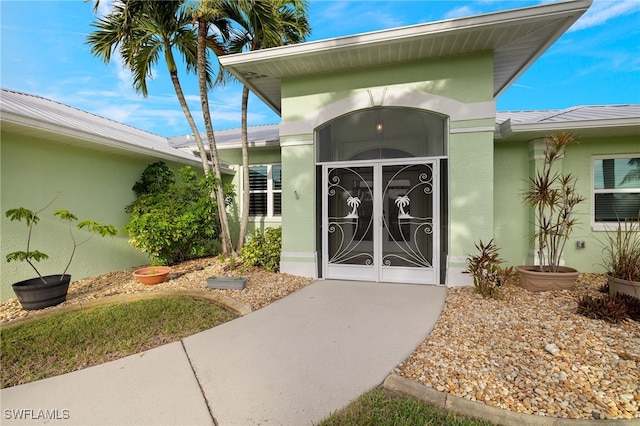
[382, 164, 433, 268]
[327, 167, 374, 266]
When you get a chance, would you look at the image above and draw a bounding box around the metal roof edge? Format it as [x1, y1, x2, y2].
[1, 111, 202, 167]
[0, 88, 168, 140]
[494, 117, 640, 141]
[220, 0, 592, 67]
[509, 117, 640, 132]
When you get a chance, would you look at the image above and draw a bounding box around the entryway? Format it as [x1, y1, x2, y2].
[322, 159, 439, 284]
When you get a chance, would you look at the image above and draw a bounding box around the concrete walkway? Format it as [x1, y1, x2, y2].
[0, 280, 446, 426]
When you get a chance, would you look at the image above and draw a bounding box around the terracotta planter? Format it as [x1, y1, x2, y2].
[517, 265, 579, 292]
[608, 275, 640, 299]
[207, 276, 247, 290]
[133, 266, 171, 285]
[12, 274, 71, 310]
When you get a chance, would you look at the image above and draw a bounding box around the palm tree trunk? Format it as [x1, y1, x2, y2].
[196, 16, 234, 257]
[236, 85, 250, 252]
[168, 70, 210, 175]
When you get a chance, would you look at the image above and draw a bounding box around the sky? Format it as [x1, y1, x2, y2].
[1, 0, 639, 138]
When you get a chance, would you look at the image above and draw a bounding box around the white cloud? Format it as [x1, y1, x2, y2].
[112, 54, 135, 93]
[570, 0, 640, 32]
[95, 0, 114, 18]
[444, 5, 477, 20]
[309, 1, 407, 38]
[96, 103, 142, 123]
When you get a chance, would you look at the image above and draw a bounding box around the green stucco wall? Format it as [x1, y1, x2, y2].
[281, 53, 494, 120]
[493, 141, 530, 266]
[493, 135, 639, 273]
[448, 131, 495, 273]
[0, 132, 187, 302]
[280, 142, 316, 253]
[278, 52, 496, 281]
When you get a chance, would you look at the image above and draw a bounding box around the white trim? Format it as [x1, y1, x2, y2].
[215, 140, 280, 150]
[280, 260, 317, 279]
[450, 126, 496, 134]
[248, 218, 283, 224]
[279, 139, 314, 147]
[592, 153, 640, 160]
[280, 251, 316, 259]
[446, 268, 473, 287]
[280, 88, 495, 137]
[317, 156, 447, 167]
[591, 222, 631, 232]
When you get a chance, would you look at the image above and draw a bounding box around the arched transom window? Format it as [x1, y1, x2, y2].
[316, 108, 447, 162]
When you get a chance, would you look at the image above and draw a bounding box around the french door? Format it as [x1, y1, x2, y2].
[322, 160, 439, 284]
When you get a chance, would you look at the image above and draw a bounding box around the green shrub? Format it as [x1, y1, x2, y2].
[240, 227, 282, 272]
[124, 162, 221, 265]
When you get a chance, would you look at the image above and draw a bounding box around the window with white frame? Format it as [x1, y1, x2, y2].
[248, 165, 281, 217]
[593, 156, 640, 223]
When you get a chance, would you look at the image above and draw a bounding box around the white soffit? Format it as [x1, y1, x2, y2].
[220, 0, 592, 114]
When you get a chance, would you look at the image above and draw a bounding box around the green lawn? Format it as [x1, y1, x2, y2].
[317, 389, 496, 426]
[3, 297, 495, 425]
[0, 296, 236, 388]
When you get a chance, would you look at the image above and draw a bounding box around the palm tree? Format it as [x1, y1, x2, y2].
[192, 0, 235, 256]
[223, 0, 311, 251]
[88, 0, 235, 256]
[87, 0, 214, 176]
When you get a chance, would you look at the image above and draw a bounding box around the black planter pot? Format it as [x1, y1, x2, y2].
[12, 274, 71, 310]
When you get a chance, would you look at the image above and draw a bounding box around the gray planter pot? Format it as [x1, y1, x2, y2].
[608, 275, 640, 299]
[207, 276, 247, 290]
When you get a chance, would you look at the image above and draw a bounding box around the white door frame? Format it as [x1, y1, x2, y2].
[321, 158, 439, 284]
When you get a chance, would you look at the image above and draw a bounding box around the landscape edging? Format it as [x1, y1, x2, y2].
[0, 290, 252, 329]
[381, 374, 637, 426]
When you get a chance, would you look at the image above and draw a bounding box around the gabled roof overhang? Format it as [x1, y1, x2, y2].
[220, 0, 592, 114]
